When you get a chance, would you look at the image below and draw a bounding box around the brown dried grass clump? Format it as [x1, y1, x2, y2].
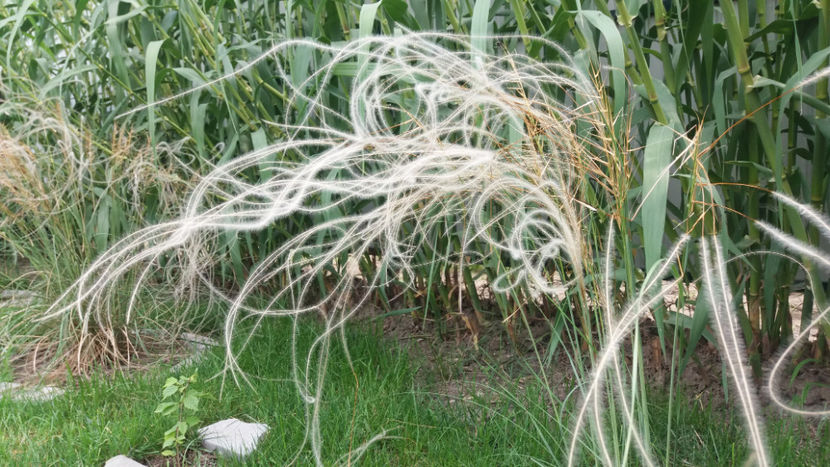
[0, 92, 199, 380]
[0, 125, 50, 220]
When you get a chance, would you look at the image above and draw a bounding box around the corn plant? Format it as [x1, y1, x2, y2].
[7, 0, 828, 367]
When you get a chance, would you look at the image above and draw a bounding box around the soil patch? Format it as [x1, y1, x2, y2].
[143, 449, 217, 467]
[355, 299, 830, 415]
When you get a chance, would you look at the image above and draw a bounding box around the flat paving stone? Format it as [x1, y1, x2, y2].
[104, 455, 146, 467]
[0, 382, 64, 402]
[171, 333, 218, 373]
[198, 418, 269, 458]
[0, 289, 37, 308]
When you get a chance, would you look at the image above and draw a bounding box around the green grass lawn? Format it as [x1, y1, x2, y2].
[0, 319, 561, 465]
[1, 317, 828, 465]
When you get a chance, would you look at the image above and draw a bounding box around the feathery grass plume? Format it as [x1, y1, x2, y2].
[567, 230, 688, 467]
[42, 33, 625, 462]
[757, 192, 830, 272]
[699, 235, 769, 466]
[756, 192, 830, 417]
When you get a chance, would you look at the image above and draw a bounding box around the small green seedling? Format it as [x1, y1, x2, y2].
[154, 372, 204, 463]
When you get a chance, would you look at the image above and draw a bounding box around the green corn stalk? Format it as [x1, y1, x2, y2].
[809, 0, 830, 351]
[721, 0, 830, 351]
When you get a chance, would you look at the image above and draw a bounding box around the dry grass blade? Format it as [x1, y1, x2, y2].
[0, 90, 195, 377]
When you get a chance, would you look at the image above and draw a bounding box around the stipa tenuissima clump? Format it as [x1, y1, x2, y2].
[41, 32, 818, 465]
[43, 33, 615, 464]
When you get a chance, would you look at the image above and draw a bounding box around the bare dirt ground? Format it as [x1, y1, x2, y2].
[352, 282, 830, 417]
[143, 449, 217, 467]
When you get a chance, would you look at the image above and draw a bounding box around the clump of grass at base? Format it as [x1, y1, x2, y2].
[0, 91, 197, 377]
[646, 388, 830, 467]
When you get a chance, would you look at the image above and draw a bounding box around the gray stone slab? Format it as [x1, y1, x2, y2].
[170, 333, 218, 373]
[104, 455, 146, 467]
[0, 289, 37, 308]
[0, 382, 64, 402]
[198, 418, 269, 458]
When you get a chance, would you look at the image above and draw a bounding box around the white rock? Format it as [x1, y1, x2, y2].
[21, 385, 65, 401]
[0, 382, 22, 392]
[0, 289, 37, 308]
[0, 382, 64, 402]
[198, 418, 269, 458]
[170, 333, 218, 373]
[104, 455, 146, 467]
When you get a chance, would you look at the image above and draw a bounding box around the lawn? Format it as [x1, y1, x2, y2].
[1, 314, 827, 465]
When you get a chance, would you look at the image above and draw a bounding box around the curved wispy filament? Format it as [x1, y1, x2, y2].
[700, 236, 769, 466]
[46, 33, 611, 464]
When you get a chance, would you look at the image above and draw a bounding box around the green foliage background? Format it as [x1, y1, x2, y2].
[2, 0, 829, 369]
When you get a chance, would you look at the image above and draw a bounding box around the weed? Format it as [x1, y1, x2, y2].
[154, 372, 205, 464]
